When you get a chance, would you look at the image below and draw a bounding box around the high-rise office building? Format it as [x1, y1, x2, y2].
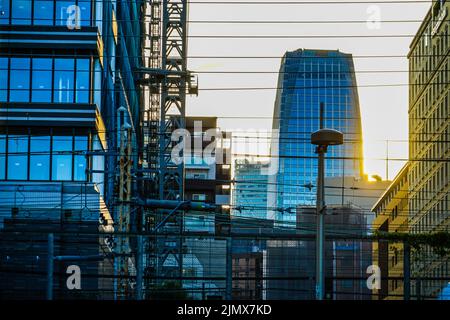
[232, 159, 269, 220]
[408, 0, 450, 298]
[268, 49, 363, 225]
[0, 0, 142, 299]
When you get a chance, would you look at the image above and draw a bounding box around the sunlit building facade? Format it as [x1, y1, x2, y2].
[408, 0, 450, 299]
[269, 49, 363, 225]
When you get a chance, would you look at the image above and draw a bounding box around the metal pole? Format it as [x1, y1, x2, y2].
[226, 237, 233, 300]
[47, 233, 54, 300]
[136, 235, 144, 300]
[315, 102, 325, 300]
[403, 242, 411, 300]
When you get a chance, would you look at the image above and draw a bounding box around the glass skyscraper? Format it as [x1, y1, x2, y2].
[268, 49, 363, 225]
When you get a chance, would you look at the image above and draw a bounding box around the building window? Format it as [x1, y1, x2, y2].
[3, 0, 93, 26]
[75, 59, 90, 103]
[34, 0, 54, 25]
[0, 56, 91, 104]
[55, 1, 73, 26]
[12, 0, 32, 25]
[9, 58, 30, 102]
[52, 135, 73, 181]
[0, 132, 92, 181]
[54, 58, 74, 103]
[0, 57, 7, 101]
[192, 194, 206, 201]
[32, 58, 53, 102]
[0, 135, 5, 180]
[29, 135, 51, 180]
[0, 0, 10, 25]
[78, 0, 91, 26]
[74, 135, 88, 181]
[7, 135, 29, 180]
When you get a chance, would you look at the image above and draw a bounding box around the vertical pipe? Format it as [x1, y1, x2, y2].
[47, 233, 54, 300]
[226, 237, 233, 300]
[315, 103, 325, 300]
[403, 242, 411, 300]
[136, 235, 144, 300]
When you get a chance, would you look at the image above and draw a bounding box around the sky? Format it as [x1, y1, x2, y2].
[186, 0, 432, 180]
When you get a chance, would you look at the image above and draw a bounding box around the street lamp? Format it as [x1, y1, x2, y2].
[311, 103, 343, 300]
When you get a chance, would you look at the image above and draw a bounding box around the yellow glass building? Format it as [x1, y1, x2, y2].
[408, 0, 450, 298]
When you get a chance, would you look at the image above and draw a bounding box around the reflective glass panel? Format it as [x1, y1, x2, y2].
[55, 1, 73, 26]
[52, 135, 73, 181]
[75, 59, 90, 103]
[78, 0, 91, 26]
[0, 0, 10, 25]
[7, 135, 28, 180]
[0, 135, 5, 179]
[12, 0, 32, 25]
[74, 136, 88, 181]
[53, 58, 74, 103]
[9, 58, 30, 102]
[0, 57, 7, 102]
[34, 0, 54, 25]
[30, 135, 50, 180]
[32, 58, 53, 102]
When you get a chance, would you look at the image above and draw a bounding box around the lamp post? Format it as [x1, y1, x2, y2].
[311, 103, 343, 300]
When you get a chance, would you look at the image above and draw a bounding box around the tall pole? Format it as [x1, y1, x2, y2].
[47, 233, 54, 300]
[315, 103, 325, 300]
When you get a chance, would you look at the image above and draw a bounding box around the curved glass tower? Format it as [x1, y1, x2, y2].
[268, 49, 363, 225]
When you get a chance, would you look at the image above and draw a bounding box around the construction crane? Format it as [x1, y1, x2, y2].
[134, 0, 198, 299]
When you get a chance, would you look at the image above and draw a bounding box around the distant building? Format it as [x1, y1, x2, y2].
[408, 0, 450, 298]
[232, 159, 270, 220]
[182, 117, 232, 299]
[372, 163, 409, 300]
[324, 175, 392, 228]
[232, 252, 264, 300]
[268, 49, 363, 226]
[264, 204, 371, 300]
[185, 116, 232, 233]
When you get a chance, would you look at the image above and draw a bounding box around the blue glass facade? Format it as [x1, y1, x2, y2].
[0, 0, 143, 299]
[270, 49, 363, 225]
[0, 0, 142, 198]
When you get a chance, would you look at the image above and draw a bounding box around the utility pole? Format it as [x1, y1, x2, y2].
[311, 102, 343, 300]
[315, 105, 325, 301]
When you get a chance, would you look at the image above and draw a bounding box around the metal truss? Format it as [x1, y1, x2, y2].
[139, 0, 192, 298]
